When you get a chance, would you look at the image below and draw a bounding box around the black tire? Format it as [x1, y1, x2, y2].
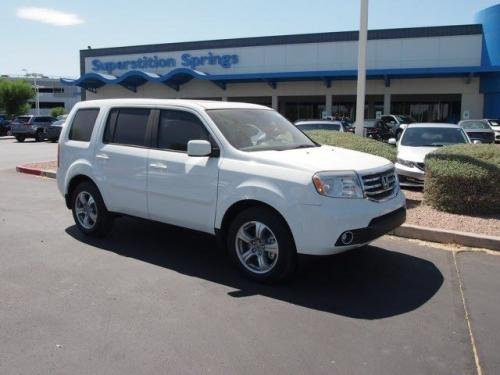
[34, 130, 44, 142]
[49, 138, 58, 143]
[71, 181, 113, 237]
[15, 136, 25, 142]
[227, 207, 297, 283]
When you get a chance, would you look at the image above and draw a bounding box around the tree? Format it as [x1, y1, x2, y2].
[0, 79, 35, 116]
[50, 107, 66, 118]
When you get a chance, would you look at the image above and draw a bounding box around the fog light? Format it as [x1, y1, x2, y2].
[340, 231, 354, 245]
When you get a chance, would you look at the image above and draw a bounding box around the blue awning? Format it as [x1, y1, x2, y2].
[62, 66, 500, 91]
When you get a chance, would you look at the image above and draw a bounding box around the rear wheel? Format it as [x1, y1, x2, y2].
[15, 136, 25, 142]
[34, 130, 44, 142]
[71, 181, 113, 237]
[227, 207, 297, 283]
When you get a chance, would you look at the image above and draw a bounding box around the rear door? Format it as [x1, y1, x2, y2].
[147, 108, 219, 233]
[93, 107, 152, 218]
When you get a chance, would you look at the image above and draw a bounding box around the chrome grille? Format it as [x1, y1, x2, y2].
[361, 168, 397, 201]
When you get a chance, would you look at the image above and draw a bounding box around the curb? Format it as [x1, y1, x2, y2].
[16, 165, 56, 179]
[0, 136, 14, 140]
[391, 224, 500, 251]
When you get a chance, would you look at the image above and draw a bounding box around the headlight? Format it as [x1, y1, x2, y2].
[396, 158, 415, 168]
[312, 171, 364, 199]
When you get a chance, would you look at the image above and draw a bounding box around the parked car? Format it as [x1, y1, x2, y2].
[294, 119, 347, 132]
[46, 119, 65, 142]
[57, 99, 406, 283]
[392, 123, 470, 187]
[380, 114, 416, 140]
[458, 119, 495, 144]
[11, 115, 57, 142]
[0, 114, 11, 136]
[364, 119, 393, 141]
[485, 119, 500, 143]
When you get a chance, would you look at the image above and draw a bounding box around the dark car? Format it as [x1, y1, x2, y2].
[11, 115, 57, 142]
[46, 119, 65, 142]
[0, 114, 11, 136]
[380, 114, 416, 139]
[294, 119, 347, 132]
[364, 119, 394, 141]
[458, 120, 495, 144]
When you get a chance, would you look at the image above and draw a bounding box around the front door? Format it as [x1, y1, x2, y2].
[147, 108, 219, 233]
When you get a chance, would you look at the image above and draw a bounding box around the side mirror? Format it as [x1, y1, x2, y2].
[388, 138, 397, 145]
[473, 140, 482, 144]
[187, 140, 213, 157]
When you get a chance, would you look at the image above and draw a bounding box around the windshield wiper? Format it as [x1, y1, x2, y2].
[287, 144, 318, 150]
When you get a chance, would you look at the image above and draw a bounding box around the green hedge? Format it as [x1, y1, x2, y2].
[424, 144, 500, 215]
[304, 130, 397, 162]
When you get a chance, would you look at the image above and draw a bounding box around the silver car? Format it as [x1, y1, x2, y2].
[458, 119, 495, 144]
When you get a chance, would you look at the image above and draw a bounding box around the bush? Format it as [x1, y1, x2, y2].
[0, 79, 35, 116]
[304, 130, 397, 162]
[50, 107, 66, 118]
[424, 144, 500, 215]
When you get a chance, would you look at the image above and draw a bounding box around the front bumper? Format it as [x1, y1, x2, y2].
[290, 189, 406, 256]
[395, 163, 425, 187]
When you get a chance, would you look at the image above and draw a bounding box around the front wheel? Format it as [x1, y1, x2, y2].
[71, 181, 113, 237]
[34, 130, 44, 142]
[15, 136, 25, 142]
[227, 207, 297, 283]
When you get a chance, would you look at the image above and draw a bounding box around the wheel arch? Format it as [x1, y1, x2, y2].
[216, 199, 296, 250]
[65, 174, 99, 209]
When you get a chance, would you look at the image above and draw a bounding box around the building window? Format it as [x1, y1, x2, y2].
[391, 94, 462, 123]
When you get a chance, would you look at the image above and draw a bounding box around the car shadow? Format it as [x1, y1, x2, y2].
[65, 216, 444, 319]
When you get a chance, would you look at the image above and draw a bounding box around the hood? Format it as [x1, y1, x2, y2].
[464, 128, 494, 133]
[252, 145, 393, 174]
[397, 145, 438, 163]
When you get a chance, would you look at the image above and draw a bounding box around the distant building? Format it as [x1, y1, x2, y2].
[1, 75, 80, 116]
[64, 4, 500, 122]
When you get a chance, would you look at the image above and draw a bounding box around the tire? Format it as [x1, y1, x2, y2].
[15, 136, 25, 142]
[34, 130, 44, 142]
[227, 207, 297, 283]
[71, 181, 113, 237]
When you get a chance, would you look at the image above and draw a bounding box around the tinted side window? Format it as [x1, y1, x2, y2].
[112, 108, 150, 147]
[69, 109, 100, 142]
[158, 110, 209, 151]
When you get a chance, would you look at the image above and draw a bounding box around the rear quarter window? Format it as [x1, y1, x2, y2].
[68, 108, 100, 142]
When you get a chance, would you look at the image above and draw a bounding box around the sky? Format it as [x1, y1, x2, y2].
[0, 0, 498, 78]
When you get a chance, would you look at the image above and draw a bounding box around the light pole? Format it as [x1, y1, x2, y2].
[354, 0, 369, 136]
[22, 69, 41, 115]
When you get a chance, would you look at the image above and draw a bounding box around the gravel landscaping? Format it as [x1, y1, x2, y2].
[403, 188, 500, 237]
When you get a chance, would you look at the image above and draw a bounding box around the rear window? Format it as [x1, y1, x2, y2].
[68, 108, 100, 142]
[103, 108, 150, 147]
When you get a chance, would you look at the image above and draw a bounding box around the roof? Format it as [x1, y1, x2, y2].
[407, 123, 461, 128]
[81, 24, 483, 58]
[76, 98, 270, 110]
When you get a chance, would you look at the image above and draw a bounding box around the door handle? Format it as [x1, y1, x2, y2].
[96, 153, 109, 160]
[149, 162, 167, 170]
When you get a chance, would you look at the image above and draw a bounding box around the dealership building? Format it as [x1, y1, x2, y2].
[64, 4, 500, 123]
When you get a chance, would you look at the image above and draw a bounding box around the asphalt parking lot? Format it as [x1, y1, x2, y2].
[0, 138, 499, 374]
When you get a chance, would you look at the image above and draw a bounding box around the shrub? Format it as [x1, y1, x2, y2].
[304, 130, 397, 162]
[424, 144, 500, 215]
[50, 107, 66, 118]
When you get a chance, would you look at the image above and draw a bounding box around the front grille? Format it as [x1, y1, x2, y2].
[468, 132, 494, 143]
[416, 162, 425, 171]
[361, 168, 397, 201]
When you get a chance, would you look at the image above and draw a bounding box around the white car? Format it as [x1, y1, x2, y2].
[294, 120, 346, 132]
[57, 99, 406, 282]
[485, 119, 500, 143]
[392, 123, 471, 187]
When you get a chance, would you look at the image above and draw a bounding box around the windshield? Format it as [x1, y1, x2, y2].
[207, 109, 317, 151]
[401, 127, 469, 147]
[296, 122, 341, 131]
[460, 121, 490, 130]
[396, 115, 416, 124]
[13, 116, 31, 123]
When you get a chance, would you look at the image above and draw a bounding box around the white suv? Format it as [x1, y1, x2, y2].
[57, 99, 406, 282]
